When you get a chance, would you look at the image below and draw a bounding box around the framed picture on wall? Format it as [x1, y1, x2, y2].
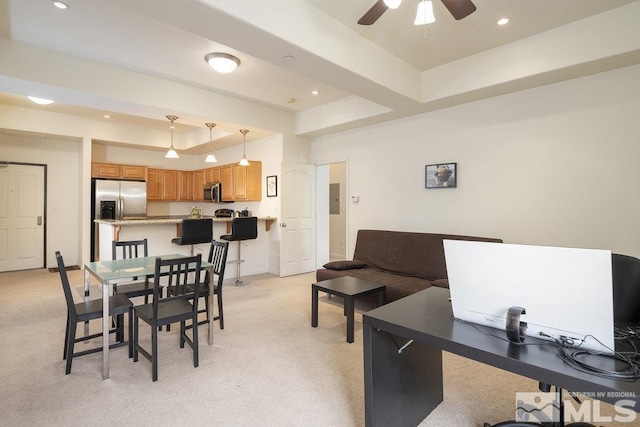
[425, 163, 457, 188]
[266, 175, 277, 197]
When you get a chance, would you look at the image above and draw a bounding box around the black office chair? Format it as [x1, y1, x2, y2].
[171, 218, 213, 255]
[112, 239, 161, 304]
[611, 253, 640, 324]
[133, 254, 202, 382]
[56, 251, 133, 374]
[485, 253, 640, 427]
[220, 216, 257, 285]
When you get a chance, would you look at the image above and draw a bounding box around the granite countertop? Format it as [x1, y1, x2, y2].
[94, 216, 277, 226]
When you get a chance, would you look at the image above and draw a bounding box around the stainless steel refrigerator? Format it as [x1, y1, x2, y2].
[91, 179, 147, 260]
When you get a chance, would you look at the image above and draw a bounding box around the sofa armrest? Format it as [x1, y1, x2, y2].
[322, 260, 367, 271]
[431, 279, 449, 288]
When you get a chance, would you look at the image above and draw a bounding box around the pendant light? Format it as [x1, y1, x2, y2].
[165, 115, 179, 158]
[238, 129, 250, 166]
[204, 122, 217, 163]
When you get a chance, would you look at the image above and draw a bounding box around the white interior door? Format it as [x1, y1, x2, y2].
[0, 164, 45, 272]
[279, 161, 315, 277]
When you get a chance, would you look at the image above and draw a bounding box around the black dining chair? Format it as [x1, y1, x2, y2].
[192, 240, 229, 330]
[57, 251, 133, 374]
[112, 238, 162, 304]
[133, 254, 202, 381]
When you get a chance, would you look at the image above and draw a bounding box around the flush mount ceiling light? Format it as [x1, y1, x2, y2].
[52, 0, 70, 9]
[165, 115, 179, 159]
[496, 17, 511, 26]
[238, 129, 250, 166]
[204, 53, 241, 73]
[27, 96, 54, 105]
[414, 0, 436, 25]
[204, 122, 217, 163]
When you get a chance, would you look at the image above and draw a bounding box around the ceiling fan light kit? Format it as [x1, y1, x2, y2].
[359, 0, 476, 26]
[383, 0, 402, 9]
[204, 52, 241, 73]
[414, 0, 436, 26]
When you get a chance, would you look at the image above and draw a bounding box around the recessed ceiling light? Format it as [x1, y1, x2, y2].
[496, 17, 510, 26]
[204, 53, 241, 73]
[27, 96, 54, 105]
[103, 114, 110, 119]
[52, 1, 70, 10]
[283, 55, 296, 63]
[286, 98, 296, 104]
[311, 90, 319, 95]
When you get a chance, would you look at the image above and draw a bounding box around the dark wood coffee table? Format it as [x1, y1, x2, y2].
[311, 276, 386, 343]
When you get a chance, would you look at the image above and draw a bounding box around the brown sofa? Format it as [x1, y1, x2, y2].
[315, 229, 503, 303]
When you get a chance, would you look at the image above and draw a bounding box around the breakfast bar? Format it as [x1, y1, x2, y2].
[94, 216, 277, 261]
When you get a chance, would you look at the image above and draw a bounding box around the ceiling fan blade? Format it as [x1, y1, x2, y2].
[358, 0, 389, 25]
[440, 0, 476, 20]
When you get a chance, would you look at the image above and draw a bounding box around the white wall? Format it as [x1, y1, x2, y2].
[311, 65, 640, 259]
[0, 134, 82, 267]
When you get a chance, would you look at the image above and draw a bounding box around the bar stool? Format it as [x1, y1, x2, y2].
[220, 217, 257, 285]
[171, 218, 213, 255]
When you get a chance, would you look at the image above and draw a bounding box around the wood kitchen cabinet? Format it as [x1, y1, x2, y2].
[147, 168, 162, 200]
[147, 168, 177, 201]
[121, 165, 147, 180]
[192, 169, 206, 202]
[192, 167, 217, 201]
[211, 166, 221, 183]
[233, 161, 262, 201]
[177, 170, 192, 201]
[92, 162, 147, 180]
[220, 164, 234, 201]
[161, 170, 178, 200]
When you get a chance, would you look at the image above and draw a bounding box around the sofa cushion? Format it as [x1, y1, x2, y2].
[323, 260, 367, 271]
[352, 230, 502, 280]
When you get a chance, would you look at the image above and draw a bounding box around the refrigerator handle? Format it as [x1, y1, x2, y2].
[118, 196, 123, 220]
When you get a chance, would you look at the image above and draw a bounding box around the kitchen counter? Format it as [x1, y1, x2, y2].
[93, 215, 277, 263]
[95, 215, 277, 231]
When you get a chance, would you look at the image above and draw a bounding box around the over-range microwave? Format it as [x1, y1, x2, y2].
[203, 182, 232, 203]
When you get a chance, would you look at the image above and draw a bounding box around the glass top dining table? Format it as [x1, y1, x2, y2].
[84, 254, 214, 380]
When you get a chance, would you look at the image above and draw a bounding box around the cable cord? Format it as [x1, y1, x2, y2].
[454, 317, 640, 380]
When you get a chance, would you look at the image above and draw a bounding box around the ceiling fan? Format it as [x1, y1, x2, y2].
[358, 0, 476, 25]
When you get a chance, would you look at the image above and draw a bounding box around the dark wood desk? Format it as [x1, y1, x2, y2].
[363, 287, 640, 426]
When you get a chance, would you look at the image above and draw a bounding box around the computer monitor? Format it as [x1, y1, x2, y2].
[443, 240, 614, 353]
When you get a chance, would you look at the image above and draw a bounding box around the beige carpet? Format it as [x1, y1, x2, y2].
[0, 268, 628, 426]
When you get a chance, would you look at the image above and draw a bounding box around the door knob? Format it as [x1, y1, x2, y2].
[37, 216, 42, 225]
[280, 223, 287, 227]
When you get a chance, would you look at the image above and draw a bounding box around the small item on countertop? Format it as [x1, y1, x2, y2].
[190, 206, 203, 218]
[241, 208, 249, 217]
